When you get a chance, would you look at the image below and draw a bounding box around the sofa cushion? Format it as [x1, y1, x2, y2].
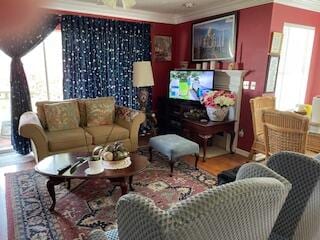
[86, 98, 115, 127]
[85, 124, 129, 145]
[36, 99, 78, 129]
[78, 97, 115, 127]
[43, 101, 80, 131]
[47, 127, 92, 152]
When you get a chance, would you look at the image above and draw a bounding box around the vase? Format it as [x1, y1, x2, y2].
[206, 106, 229, 121]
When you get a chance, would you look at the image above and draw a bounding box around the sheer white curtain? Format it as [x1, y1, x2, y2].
[275, 23, 315, 110]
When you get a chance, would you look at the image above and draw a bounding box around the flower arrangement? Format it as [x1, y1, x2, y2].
[201, 90, 236, 108]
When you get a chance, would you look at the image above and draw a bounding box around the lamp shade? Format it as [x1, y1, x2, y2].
[133, 61, 154, 87]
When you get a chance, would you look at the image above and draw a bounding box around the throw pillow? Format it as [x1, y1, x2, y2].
[116, 106, 140, 122]
[43, 101, 80, 131]
[86, 99, 115, 127]
[78, 97, 115, 127]
[36, 99, 77, 129]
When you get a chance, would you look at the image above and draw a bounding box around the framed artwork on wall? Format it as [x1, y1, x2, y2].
[192, 13, 237, 62]
[269, 32, 283, 56]
[154, 35, 172, 61]
[265, 55, 280, 93]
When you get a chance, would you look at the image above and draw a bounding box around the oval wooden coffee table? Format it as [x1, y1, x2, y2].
[35, 152, 149, 211]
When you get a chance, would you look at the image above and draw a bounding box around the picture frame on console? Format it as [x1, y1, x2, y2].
[192, 13, 237, 62]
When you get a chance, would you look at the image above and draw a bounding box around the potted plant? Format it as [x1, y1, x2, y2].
[201, 90, 236, 121]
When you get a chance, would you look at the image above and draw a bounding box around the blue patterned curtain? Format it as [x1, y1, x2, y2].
[0, 15, 59, 155]
[61, 15, 151, 110]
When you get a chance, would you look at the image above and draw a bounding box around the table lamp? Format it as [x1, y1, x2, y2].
[133, 61, 154, 112]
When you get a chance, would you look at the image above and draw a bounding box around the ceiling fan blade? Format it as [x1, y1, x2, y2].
[122, 0, 136, 9]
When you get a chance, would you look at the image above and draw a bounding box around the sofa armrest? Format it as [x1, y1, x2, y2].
[19, 111, 49, 161]
[115, 106, 146, 151]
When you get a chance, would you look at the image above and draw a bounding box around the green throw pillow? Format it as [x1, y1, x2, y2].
[86, 99, 115, 127]
[43, 101, 80, 131]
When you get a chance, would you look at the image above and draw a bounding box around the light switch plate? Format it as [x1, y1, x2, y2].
[243, 81, 249, 90]
[250, 81, 256, 90]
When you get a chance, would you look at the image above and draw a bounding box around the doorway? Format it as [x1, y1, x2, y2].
[275, 23, 315, 110]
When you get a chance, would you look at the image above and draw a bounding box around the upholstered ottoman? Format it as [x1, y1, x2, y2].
[149, 134, 200, 176]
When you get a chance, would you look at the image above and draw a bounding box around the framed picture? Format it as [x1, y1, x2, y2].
[269, 32, 283, 56]
[265, 56, 280, 93]
[154, 35, 172, 61]
[192, 13, 237, 61]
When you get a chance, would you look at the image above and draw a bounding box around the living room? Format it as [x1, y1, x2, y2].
[1, 0, 320, 239]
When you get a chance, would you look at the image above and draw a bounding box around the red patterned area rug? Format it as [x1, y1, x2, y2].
[6, 154, 216, 240]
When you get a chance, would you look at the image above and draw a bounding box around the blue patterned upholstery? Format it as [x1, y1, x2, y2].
[88, 229, 118, 240]
[149, 134, 199, 160]
[266, 152, 320, 240]
[88, 163, 291, 240]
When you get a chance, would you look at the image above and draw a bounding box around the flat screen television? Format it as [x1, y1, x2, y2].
[169, 70, 215, 101]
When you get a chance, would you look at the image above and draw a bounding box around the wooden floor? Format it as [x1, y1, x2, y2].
[184, 153, 248, 176]
[0, 143, 248, 240]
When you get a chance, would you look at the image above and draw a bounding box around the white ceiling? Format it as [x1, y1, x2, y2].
[44, 0, 320, 24]
[78, 0, 218, 14]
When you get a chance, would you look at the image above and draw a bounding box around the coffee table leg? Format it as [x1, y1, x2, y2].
[47, 177, 64, 211]
[129, 176, 135, 191]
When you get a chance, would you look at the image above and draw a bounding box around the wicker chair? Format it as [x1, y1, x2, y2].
[262, 109, 309, 157]
[249, 96, 276, 160]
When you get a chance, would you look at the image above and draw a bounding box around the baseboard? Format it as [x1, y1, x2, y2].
[235, 148, 249, 157]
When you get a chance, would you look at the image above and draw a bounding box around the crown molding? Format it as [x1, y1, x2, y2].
[44, 0, 178, 24]
[173, 0, 273, 24]
[274, 0, 320, 13]
[44, 0, 320, 25]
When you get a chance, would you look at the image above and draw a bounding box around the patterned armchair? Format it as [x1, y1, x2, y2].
[88, 163, 291, 240]
[267, 152, 320, 240]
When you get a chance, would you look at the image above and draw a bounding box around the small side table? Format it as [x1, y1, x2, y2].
[182, 119, 236, 161]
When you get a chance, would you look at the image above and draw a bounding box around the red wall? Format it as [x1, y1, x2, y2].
[150, 23, 176, 109]
[173, 4, 274, 151]
[236, 4, 274, 151]
[270, 3, 320, 104]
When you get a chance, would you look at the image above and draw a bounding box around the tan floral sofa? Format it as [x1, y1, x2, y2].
[19, 97, 145, 162]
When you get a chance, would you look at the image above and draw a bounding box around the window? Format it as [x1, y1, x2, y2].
[22, 30, 63, 109]
[0, 30, 63, 152]
[0, 51, 11, 152]
[275, 23, 315, 110]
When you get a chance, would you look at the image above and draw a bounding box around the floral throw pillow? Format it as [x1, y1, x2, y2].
[86, 100, 115, 127]
[43, 102, 80, 132]
[116, 106, 140, 122]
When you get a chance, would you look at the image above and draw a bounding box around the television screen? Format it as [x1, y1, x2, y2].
[169, 70, 214, 101]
